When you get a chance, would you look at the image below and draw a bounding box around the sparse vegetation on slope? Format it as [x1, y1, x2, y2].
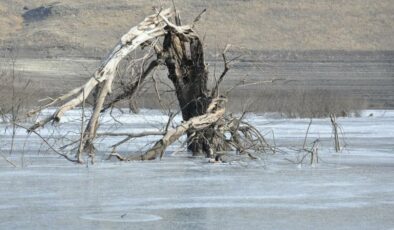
[1, 0, 394, 56]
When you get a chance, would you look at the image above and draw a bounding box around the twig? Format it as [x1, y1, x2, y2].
[211, 45, 232, 98]
[14, 123, 79, 163]
[97, 131, 165, 137]
[76, 89, 86, 163]
[97, 131, 166, 148]
[303, 118, 313, 149]
[0, 152, 17, 167]
[152, 74, 166, 111]
[192, 9, 207, 27]
[172, 0, 182, 26]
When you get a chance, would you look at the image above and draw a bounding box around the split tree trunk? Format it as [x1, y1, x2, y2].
[27, 8, 174, 162]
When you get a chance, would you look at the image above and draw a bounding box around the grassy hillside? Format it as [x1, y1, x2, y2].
[0, 0, 393, 57]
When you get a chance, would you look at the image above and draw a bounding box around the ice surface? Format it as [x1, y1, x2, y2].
[0, 109, 393, 229]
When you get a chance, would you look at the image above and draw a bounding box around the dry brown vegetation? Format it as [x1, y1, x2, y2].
[0, 50, 34, 122]
[1, 0, 393, 56]
[0, 2, 23, 41]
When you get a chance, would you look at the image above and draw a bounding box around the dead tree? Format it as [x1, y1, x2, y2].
[28, 7, 271, 163]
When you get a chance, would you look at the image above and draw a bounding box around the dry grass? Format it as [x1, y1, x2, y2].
[100, 81, 367, 118]
[0, 75, 34, 121]
[0, 68, 370, 119]
[0, 2, 23, 41]
[0, 0, 393, 54]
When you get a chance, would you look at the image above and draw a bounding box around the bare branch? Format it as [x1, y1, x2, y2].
[15, 123, 79, 163]
[101, 59, 160, 112]
[97, 130, 166, 148]
[0, 152, 17, 167]
[192, 9, 207, 27]
[211, 48, 230, 98]
[303, 118, 313, 149]
[98, 131, 165, 137]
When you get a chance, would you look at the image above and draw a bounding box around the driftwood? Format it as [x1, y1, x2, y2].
[28, 7, 271, 163]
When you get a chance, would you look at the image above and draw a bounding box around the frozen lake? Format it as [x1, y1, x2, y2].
[0, 110, 393, 229]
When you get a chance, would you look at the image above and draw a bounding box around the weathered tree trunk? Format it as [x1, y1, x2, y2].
[162, 27, 213, 156]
